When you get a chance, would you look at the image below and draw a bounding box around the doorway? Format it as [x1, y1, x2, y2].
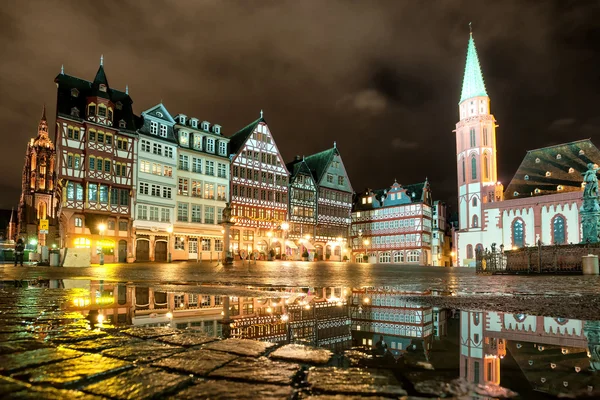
[155, 241, 167, 262]
[136, 239, 149, 262]
[118, 240, 127, 263]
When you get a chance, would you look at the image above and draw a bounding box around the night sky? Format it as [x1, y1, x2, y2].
[1, 0, 599, 211]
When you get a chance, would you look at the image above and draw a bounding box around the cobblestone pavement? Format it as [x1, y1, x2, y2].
[0, 287, 519, 399]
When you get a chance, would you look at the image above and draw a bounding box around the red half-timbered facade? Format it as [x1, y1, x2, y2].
[54, 61, 138, 263]
[228, 113, 289, 257]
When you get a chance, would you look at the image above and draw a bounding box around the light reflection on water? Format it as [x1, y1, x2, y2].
[2, 278, 598, 398]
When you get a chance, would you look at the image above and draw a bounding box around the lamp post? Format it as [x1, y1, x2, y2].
[98, 223, 106, 266]
[281, 222, 289, 259]
[166, 225, 173, 263]
[267, 231, 273, 260]
[363, 238, 370, 264]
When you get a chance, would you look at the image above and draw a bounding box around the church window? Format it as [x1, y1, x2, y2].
[471, 157, 477, 180]
[472, 215, 479, 228]
[483, 127, 488, 146]
[466, 244, 473, 259]
[89, 156, 96, 170]
[87, 103, 96, 117]
[469, 128, 476, 147]
[512, 219, 524, 248]
[98, 104, 107, 117]
[553, 215, 566, 245]
[74, 217, 83, 227]
[475, 244, 484, 255]
[462, 158, 466, 183]
[483, 154, 489, 180]
[472, 197, 477, 207]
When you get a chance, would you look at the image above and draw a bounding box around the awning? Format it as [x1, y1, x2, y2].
[285, 240, 298, 249]
[302, 241, 315, 250]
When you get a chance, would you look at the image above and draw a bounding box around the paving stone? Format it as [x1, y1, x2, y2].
[12, 353, 131, 387]
[307, 367, 407, 396]
[121, 326, 177, 339]
[0, 376, 29, 397]
[47, 328, 107, 344]
[64, 335, 141, 352]
[5, 387, 103, 399]
[102, 341, 184, 363]
[0, 339, 51, 355]
[270, 344, 332, 364]
[0, 347, 84, 373]
[300, 396, 398, 400]
[37, 311, 85, 321]
[83, 366, 191, 400]
[413, 378, 518, 399]
[0, 325, 29, 334]
[169, 380, 294, 400]
[153, 349, 237, 375]
[209, 356, 300, 385]
[0, 332, 35, 342]
[157, 331, 218, 347]
[202, 338, 275, 357]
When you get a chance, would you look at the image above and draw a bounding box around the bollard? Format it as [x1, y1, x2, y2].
[582, 254, 599, 275]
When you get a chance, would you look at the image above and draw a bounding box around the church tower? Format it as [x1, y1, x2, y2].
[455, 30, 501, 234]
[17, 106, 61, 248]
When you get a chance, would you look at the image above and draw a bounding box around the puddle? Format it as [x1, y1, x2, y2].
[0, 279, 599, 398]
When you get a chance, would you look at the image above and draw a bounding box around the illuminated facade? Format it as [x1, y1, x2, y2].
[350, 180, 433, 265]
[54, 60, 137, 263]
[17, 107, 61, 249]
[228, 113, 289, 258]
[454, 33, 600, 266]
[286, 157, 318, 258]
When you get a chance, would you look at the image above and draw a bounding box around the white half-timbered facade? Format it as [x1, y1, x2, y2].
[351, 180, 433, 265]
[133, 104, 177, 262]
[172, 113, 230, 261]
[54, 62, 138, 263]
[286, 157, 318, 258]
[229, 113, 289, 258]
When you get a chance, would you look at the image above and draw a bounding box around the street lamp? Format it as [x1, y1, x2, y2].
[166, 225, 173, 263]
[281, 222, 289, 259]
[363, 239, 370, 264]
[98, 223, 106, 265]
[336, 237, 343, 261]
[267, 231, 273, 260]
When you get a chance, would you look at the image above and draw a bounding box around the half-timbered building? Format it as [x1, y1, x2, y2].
[172, 113, 229, 261]
[228, 112, 289, 258]
[303, 144, 353, 261]
[133, 104, 177, 262]
[54, 60, 138, 263]
[17, 107, 61, 249]
[351, 180, 433, 265]
[285, 156, 318, 258]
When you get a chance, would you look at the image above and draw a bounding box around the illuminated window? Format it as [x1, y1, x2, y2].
[579, 150, 585, 155]
[556, 154, 561, 160]
[512, 219, 524, 248]
[74, 217, 83, 227]
[469, 128, 476, 147]
[98, 104, 107, 117]
[545, 171, 551, 177]
[483, 154, 489, 180]
[471, 157, 477, 180]
[472, 215, 479, 228]
[553, 216, 566, 245]
[150, 121, 158, 135]
[534, 188, 541, 194]
[557, 185, 564, 191]
[74, 238, 91, 248]
[466, 244, 473, 259]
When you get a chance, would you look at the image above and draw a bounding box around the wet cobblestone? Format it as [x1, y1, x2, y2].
[208, 356, 301, 385]
[156, 331, 218, 347]
[202, 337, 276, 357]
[170, 380, 295, 400]
[152, 348, 237, 375]
[271, 344, 333, 364]
[101, 341, 184, 364]
[307, 367, 407, 396]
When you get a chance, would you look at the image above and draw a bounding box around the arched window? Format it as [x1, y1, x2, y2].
[472, 215, 479, 228]
[472, 197, 478, 207]
[512, 219, 525, 248]
[483, 154, 489, 180]
[37, 202, 47, 220]
[553, 216, 566, 245]
[483, 127, 488, 146]
[461, 158, 466, 183]
[466, 244, 473, 259]
[469, 128, 476, 147]
[475, 244, 484, 254]
[471, 157, 477, 180]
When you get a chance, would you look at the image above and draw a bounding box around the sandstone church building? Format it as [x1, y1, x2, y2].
[454, 32, 600, 267]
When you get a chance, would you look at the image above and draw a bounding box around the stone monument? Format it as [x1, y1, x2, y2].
[580, 163, 600, 244]
[220, 203, 235, 265]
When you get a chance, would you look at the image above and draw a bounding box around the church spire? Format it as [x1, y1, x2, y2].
[459, 28, 487, 103]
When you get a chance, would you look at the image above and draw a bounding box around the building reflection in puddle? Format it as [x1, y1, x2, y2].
[50, 279, 599, 396]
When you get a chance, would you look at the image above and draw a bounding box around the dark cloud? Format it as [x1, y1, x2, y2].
[0, 0, 599, 211]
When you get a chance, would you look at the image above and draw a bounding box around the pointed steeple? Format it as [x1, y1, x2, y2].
[93, 55, 109, 89]
[41, 104, 47, 121]
[459, 27, 487, 103]
[60, 64, 64, 74]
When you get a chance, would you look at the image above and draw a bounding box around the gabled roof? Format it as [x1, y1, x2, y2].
[286, 158, 313, 180]
[228, 116, 264, 155]
[504, 139, 600, 199]
[352, 179, 431, 211]
[459, 32, 487, 103]
[54, 69, 139, 132]
[303, 147, 338, 183]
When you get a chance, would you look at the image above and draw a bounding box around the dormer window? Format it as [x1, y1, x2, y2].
[150, 121, 158, 135]
[98, 104, 107, 117]
[160, 124, 167, 138]
[71, 88, 79, 97]
[569, 167, 575, 173]
[535, 158, 541, 163]
[513, 191, 519, 197]
[557, 185, 564, 191]
[191, 118, 198, 128]
[87, 103, 96, 118]
[534, 188, 541, 194]
[579, 150, 585, 155]
[218, 141, 227, 155]
[119, 120, 126, 128]
[99, 84, 107, 92]
[201, 121, 210, 131]
[524, 175, 529, 180]
[213, 124, 222, 135]
[115, 101, 123, 110]
[193, 135, 202, 150]
[556, 154, 562, 160]
[180, 131, 189, 146]
[206, 138, 215, 153]
[545, 171, 551, 177]
[70, 107, 80, 117]
[107, 108, 113, 122]
[367, 197, 372, 204]
[156, 111, 163, 118]
[179, 115, 187, 125]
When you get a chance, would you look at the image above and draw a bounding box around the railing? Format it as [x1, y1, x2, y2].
[476, 242, 597, 274]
